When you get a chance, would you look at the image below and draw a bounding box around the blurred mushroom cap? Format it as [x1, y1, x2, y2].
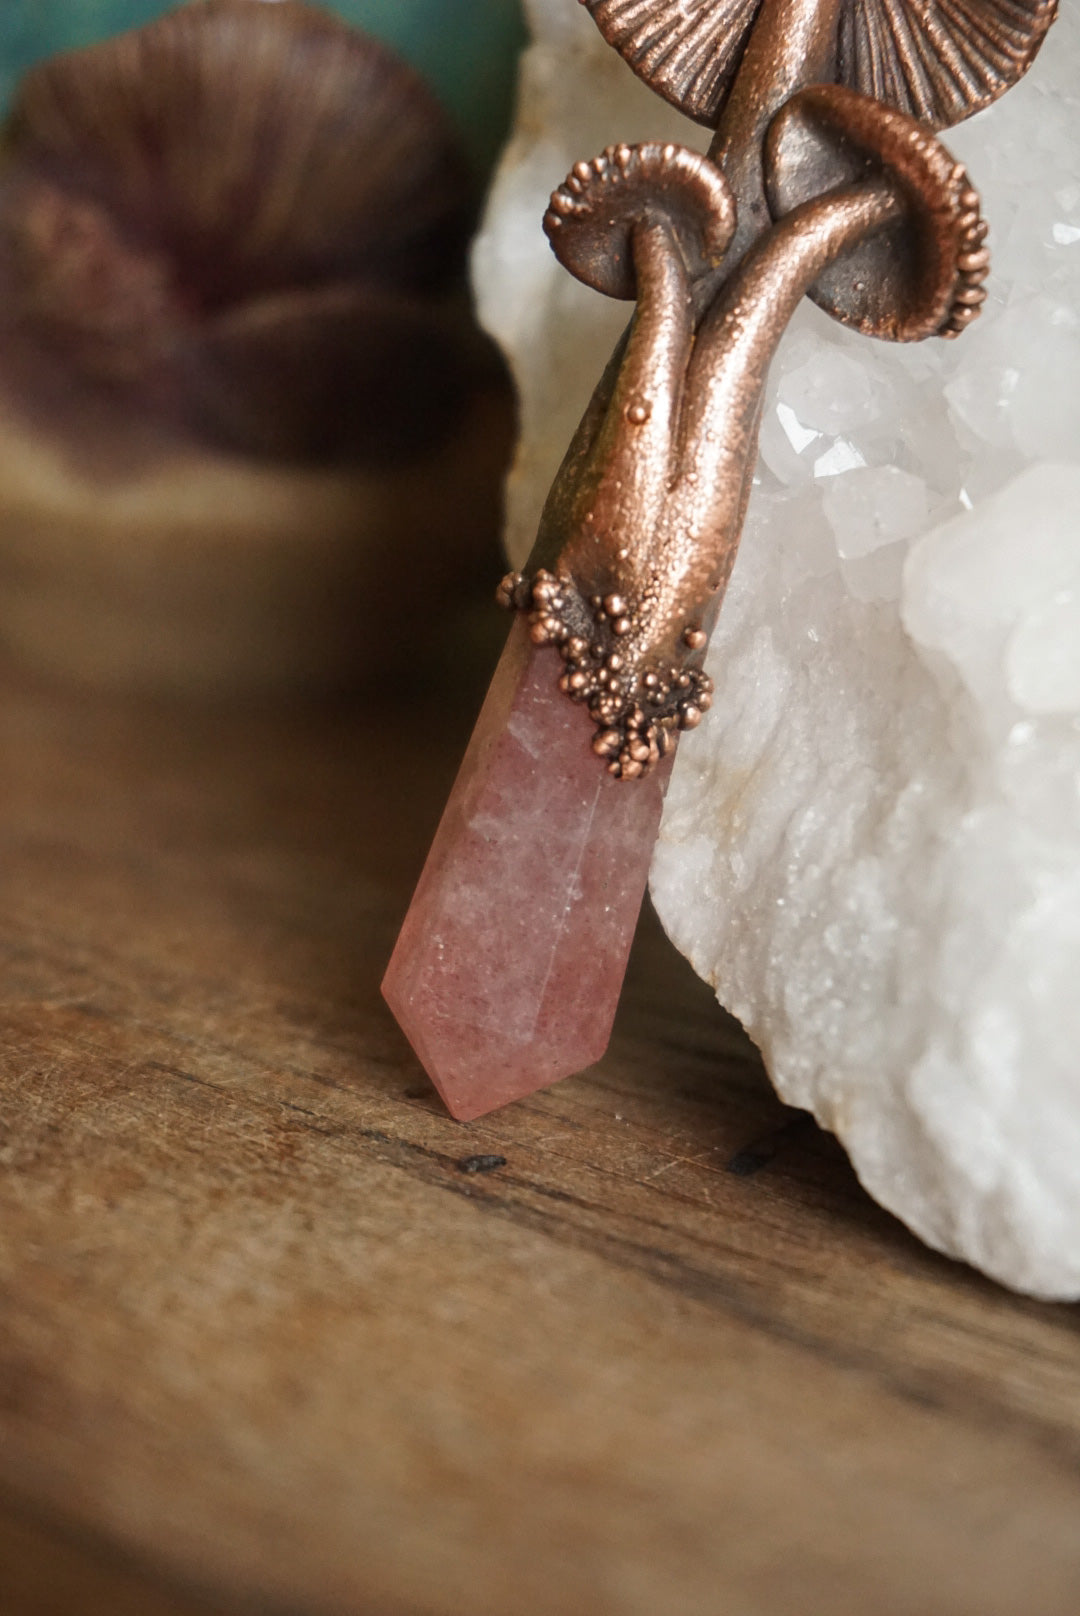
[0, 2, 513, 694]
[0, 0, 491, 465]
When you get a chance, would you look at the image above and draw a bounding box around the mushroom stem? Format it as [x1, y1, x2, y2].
[541, 218, 693, 571]
[618, 180, 901, 665]
[534, 142, 734, 574]
[681, 178, 900, 516]
[708, 0, 844, 268]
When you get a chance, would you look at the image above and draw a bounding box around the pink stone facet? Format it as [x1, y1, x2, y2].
[382, 616, 670, 1120]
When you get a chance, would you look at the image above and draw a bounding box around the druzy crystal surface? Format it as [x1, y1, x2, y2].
[383, 617, 668, 1120]
[474, 0, 1080, 1295]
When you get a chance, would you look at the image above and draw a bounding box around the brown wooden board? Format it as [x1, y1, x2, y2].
[1, 636, 1079, 1616]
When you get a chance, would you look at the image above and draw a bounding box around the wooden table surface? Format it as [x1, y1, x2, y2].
[2, 624, 1080, 1616]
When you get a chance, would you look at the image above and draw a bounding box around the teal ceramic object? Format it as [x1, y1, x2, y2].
[0, 0, 525, 175]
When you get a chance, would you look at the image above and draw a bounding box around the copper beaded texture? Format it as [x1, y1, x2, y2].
[498, 0, 1057, 777]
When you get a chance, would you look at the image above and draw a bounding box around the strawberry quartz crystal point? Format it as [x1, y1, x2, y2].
[381, 618, 671, 1121]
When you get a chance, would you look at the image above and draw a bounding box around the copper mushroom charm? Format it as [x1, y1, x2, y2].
[500, 95, 983, 777]
[583, 0, 1055, 260]
[495, 0, 1056, 774]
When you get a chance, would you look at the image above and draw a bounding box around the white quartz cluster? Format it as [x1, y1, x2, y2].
[473, 0, 1080, 1296]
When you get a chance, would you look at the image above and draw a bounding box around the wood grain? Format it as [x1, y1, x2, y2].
[2, 634, 1080, 1616]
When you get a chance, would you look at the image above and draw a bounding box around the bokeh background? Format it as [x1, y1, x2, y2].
[0, 0, 527, 697]
[1, 0, 526, 176]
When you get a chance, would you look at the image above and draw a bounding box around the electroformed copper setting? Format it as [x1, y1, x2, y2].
[499, 0, 1057, 778]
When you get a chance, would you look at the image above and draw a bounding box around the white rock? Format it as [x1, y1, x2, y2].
[823, 467, 929, 560]
[473, 0, 1080, 1295]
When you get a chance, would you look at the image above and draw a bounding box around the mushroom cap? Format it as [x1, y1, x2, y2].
[0, 0, 480, 462]
[543, 142, 736, 298]
[838, 0, 1057, 130]
[581, 0, 1056, 130]
[6, 0, 471, 306]
[764, 84, 989, 340]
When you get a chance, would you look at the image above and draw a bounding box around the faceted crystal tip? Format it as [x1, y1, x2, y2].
[382, 616, 671, 1121]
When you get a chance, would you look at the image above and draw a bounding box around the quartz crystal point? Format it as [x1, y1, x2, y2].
[383, 616, 670, 1120]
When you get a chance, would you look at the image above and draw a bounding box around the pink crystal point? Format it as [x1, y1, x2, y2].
[382, 616, 671, 1120]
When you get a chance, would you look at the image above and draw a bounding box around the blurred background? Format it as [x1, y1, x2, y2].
[0, 0, 526, 699]
[1, 0, 527, 176]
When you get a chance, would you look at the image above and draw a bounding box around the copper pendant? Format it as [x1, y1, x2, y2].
[384, 0, 1056, 1117]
